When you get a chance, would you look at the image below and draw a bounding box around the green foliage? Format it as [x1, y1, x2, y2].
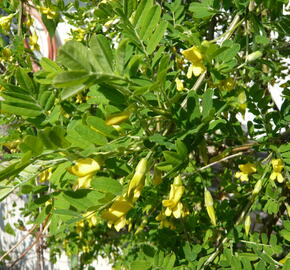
[0, 0, 290, 269]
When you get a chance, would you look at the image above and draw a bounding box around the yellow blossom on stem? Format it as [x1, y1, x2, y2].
[270, 159, 284, 183]
[155, 212, 176, 230]
[219, 78, 235, 91]
[244, 215, 251, 236]
[68, 158, 101, 189]
[29, 31, 40, 51]
[83, 211, 97, 227]
[72, 28, 86, 41]
[38, 168, 52, 183]
[0, 47, 13, 62]
[182, 46, 206, 77]
[235, 163, 256, 182]
[175, 77, 184, 91]
[162, 175, 185, 218]
[101, 196, 133, 232]
[0, 14, 14, 32]
[39, 6, 57, 20]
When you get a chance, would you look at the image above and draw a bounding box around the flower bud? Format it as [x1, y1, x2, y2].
[244, 215, 251, 236]
[204, 188, 217, 226]
[246, 51, 263, 62]
[252, 179, 262, 195]
[153, 166, 162, 185]
[105, 111, 131, 126]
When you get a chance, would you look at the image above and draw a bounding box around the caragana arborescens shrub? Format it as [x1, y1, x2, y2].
[0, 0, 290, 269]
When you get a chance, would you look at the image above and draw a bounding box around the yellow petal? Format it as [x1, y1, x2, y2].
[277, 173, 284, 183]
[175, 78, 184, 91]
[74, 174, 93, 189]
[68, 158, 100, 177]
[114, 216, 127, 232]
[182, 46, 203, 62]
[191, 62, 206, 77]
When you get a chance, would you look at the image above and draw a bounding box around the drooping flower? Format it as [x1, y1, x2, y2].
[182, 46, 206, 77]
[155, 212, 176, 230]
[162, 175, 185, 218]
[0, 14, 14, 32]
[29, 31, 40, 51]
[83, 211, 97, 227]
[126, 158, 147, 202]
[270, 159, 284, 183]
[68, 158, 101, 189]
[38, 168, 53, 183]
[235, 163, 256, 182]
[101, 195, 133, 232]
[175, 77, 184, 91]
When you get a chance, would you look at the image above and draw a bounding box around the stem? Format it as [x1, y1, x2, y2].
[200, 159, 271, 270]
[17, 1, 23, 37]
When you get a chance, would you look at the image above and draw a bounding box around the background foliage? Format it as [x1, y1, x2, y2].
[0, 0, 290, 269]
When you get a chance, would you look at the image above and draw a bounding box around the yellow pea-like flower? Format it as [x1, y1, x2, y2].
[204, 187, 216, 226]
[235, 163, 256, 182]
[29, 31, 40, 51]
[162, 175, 185, 218]
[182, 46, 206, 77]
[175, 77, 184, 91]
[38, 168, 53, 183]
[270, 159, 284, 183]
[68, 158, 101, 177]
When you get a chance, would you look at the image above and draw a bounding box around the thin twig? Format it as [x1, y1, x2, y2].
[0, 224, 37, 262]
[7, 217, 50, 269]
[184, 152, 244, 176]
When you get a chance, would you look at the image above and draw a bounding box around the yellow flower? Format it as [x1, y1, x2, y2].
[0, 47, 13, 62]
[175, 78, 184, 91]
[270, 159, 284, 183]
[182, 46, 206, 77]
[0, 14, 14, 32]
[25, 16, 34, 27]
[235, 163, 256, 182]
[39, 6, 57, 20]
[68, 158, 101, 189]
[162, 175, 185, 218]
[38, 168, 52, 183]
[72, 28, 86, 41]
[155, 212, 176, 230]
[83, 211, 97, 227]
[219, 78, 235, 91]
[101, 196, 133, 231]
[29, 31, 40, 51]
[127, 158, 147, 202]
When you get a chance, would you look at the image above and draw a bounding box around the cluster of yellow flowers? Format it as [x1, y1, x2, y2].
[29, 31, 40, 51]
[0, 48, 13, 62]
[0, 14, 14, 33]
[162, 175, 187, 218]
[101, 158, 147, 231]
[68, 158, 101, 190]
[39, 6, 57, 20]
[235, 159, 284, 184]
[72, 28, 86, 41]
